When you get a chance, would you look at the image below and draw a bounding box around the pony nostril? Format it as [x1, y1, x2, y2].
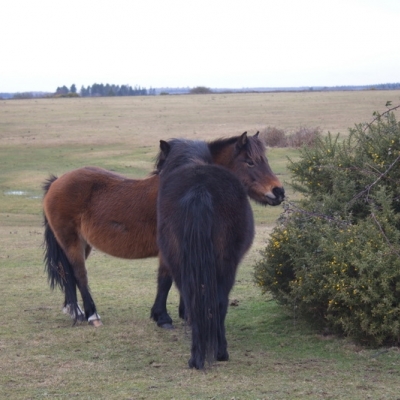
[272, 187, 285, 200]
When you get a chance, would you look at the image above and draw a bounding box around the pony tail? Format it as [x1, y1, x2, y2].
[43, 214, 80, 319]
[43, 177, 81, 322]
[181, 189, 219, 369]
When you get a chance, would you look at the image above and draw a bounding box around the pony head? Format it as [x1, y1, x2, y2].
[209, 132, 285, 206]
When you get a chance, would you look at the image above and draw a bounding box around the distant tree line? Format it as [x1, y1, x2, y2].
[2, 82, 400, 100]
[368, 82, 400, 90]
[312, 82, 400, 92]
[55, 84, 156, 97]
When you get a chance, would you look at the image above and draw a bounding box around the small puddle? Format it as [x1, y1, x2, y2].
[5, 190, 27, 196]
[4, 190, 40, 199]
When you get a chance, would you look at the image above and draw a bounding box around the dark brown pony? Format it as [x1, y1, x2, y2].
[156, 138, 255, 369]
[43, 132, 284, 326]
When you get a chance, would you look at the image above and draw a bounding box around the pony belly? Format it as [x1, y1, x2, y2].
[84, 226, 159, 259]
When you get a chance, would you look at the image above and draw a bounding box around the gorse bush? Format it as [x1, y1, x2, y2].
[254, 107, 400, 346]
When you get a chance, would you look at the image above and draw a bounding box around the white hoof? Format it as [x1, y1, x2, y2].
[88, 313, 102, 327]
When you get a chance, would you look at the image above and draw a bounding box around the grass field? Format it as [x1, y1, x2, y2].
[1, 91, 400, 399]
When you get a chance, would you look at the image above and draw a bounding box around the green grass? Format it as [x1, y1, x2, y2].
[1, 224, 399, 399]
[1, 93, 400, 399]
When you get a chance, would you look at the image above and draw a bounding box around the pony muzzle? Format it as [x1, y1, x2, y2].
[265, 186, 285, 205]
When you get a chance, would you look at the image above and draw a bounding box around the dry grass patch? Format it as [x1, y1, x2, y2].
[3, 91, 400, 148]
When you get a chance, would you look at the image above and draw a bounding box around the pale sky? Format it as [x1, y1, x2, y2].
[1, 0, 399, 93]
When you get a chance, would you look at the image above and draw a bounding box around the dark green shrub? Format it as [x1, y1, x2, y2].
[254, 108, 400, 346]
[54, 92, 80, 98]
[189, 86, 213, 94]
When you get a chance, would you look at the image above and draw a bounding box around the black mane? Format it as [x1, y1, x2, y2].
[156, 139, 212, 175]
[208, 136, 238, 156]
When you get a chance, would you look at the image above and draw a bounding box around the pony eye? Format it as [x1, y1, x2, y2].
[246, 159, 255, 167]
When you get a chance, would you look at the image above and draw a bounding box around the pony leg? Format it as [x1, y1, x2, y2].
[63, 302, 85, 322]
[79, 283, 102, 327]
[81, 244, 101, 326]
[178, 296, 185, 320]
[216, 285, 230, 362]
[43, 218, 86, 323]
[65, 241, 102, 326]
[150, 261, 174, 329]
[62, 244, 98, 323]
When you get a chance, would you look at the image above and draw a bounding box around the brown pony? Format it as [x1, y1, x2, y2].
[43, 132, 284, 326]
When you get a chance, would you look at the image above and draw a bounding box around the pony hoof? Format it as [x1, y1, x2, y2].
[160, 323, 174, 330]
[89, 319, 103, 327]
[88, 313, 102, 327]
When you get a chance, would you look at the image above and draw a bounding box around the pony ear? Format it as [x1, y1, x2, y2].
[159, 140, 171, 157]
[254, 131, 260, 138]
[237, 131, 248, 149]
